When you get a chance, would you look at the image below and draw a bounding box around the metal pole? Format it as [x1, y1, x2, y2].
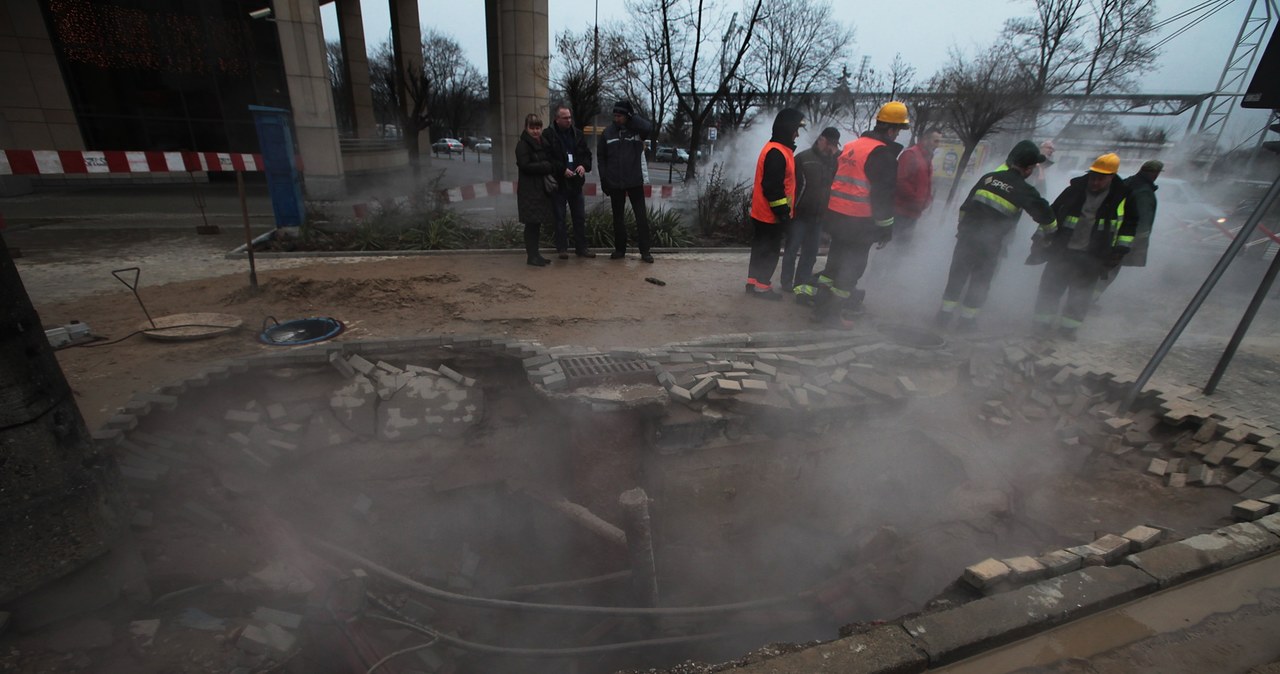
[1122, 171, 1280, 410]
[237, 170, 259, 293]
[1204, 186, 1280, 394]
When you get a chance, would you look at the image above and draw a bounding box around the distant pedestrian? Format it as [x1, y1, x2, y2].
[1031, 153, 1136, 340]
[811, 101, 909, 326]
[784, 126, 840, 301]
[1031, 140, 1055, 194]
[936, 140, 1055, 331]
[1095, 159, 1162, 302]
[744, 108, 806, 299]
[544, 104, 596, 258]
[597, 100, 655, 263]
[514, 112, 555, 267]
[892, 127, 942, 246]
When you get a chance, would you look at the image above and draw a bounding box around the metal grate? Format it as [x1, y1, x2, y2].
[559, 355, 654, 387]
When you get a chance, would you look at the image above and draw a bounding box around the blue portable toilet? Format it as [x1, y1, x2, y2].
[249, 105, 306, 227]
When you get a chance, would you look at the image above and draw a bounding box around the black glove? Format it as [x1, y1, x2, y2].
[875, 221, 893, 248]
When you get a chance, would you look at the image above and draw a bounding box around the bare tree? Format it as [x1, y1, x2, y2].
[746, 0, 854, 111]
[656, 0, 766, 180]
[933, 45, 1037, 203]
[420, 30, 487, 138]
[885, 53, 915, 99]
[325, 41, 355, 135]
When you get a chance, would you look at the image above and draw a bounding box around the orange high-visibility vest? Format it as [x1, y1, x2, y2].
[750, 141, 796, 223]
[827, 135, 885, 217]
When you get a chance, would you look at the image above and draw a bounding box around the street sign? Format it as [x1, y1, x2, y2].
[708, 127, 718, 141]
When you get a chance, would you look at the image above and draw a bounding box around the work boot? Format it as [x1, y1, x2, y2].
[557, 249, 570, 260]
[641, 254, 655, 263]
[524, 224, 550, 266]
[1031, 322, 1054, 339]
[575, 249, 597, 258]
[934, 310, 952, 329]
[1058, 325, 1079, 342]
[955, 316, 977, 333]
[610, 250, 626, 260]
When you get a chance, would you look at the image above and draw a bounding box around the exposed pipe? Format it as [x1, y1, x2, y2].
[619, 488, 660, 607]
[306, 535, 812, 617]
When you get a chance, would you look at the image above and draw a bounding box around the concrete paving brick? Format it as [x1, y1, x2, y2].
[962, 558, 1011, 590]
[238, 623, 296, 657]
[669, 385, 693, 402]
[1233, 499, 1274, 521]
[789, 386, 810, 407]
[803, 383, 828, 397]
[1226, 470, 1266, 494]
[1225, 443, 1259, 465]
[224, 409, 261, 424]
[723, 371, 751, 380]
[1121, 525, 1165, 551]
[252, 607, 303, 629]
[689, 377, 717, 400]
[1125, 521, 1280, 587]
[1262, 494, 1280, 507]
[715, 378, 742, 392]
[1262, 448, 1280, 466]
[522, 354, 552, 369]
[1037, 549, 1084, 576]
[1066, 543, 1109, 566]
[1187, 464, 1215, 486]
[1235, 451, 1266, 471]
[1193, 419, 1219, 443]
[1146, 458, 1168, 476]
[1203, 440, 1237, 465]
[1239, 479, 1279, 501]
[374, 360, 403, 375]
[1166, 473, 1188, 488]
[437, 364, 465, 385]
[751, 361, 777, 378]
[1001, 556, 1048, 583]
[740, 379, 768, 392]
[1089, 534, 1132, 564]
[732, 623, 926, 674]
[1165, 458, 1186, 474]
[904, 566, 1155, 666]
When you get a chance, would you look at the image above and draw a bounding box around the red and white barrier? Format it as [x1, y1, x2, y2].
[0, 149, 266, 175]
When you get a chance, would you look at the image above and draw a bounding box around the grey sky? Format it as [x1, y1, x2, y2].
[322, 0, 1275, 144]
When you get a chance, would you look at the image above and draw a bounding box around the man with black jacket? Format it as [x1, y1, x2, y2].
[1031, 153, 1136, 340]
[597, 100, 655, 263]
[544, 104, 596, 259]
[783, 126, 840, 299]
[745, 108, 806, 299]
[937, 140, 1056, 331]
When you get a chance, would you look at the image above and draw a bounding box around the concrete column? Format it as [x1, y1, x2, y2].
[486, 0, 549, 181]
[0, 0, 83, 195]
[335, 0, 376, 139]
[389, 0, 428, 159]
[273, 0, 345, 198]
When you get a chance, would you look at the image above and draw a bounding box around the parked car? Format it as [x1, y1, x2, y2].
[432, 138, 464, 154]
[474, 140, 492, 153]
[654, 146, 689, 163]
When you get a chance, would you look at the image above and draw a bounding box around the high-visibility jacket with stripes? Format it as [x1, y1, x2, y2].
[750, 141, 796, 223]
[827, 135, 885, 218]
[1047, 173, 1137, 257]
[957, 166, 1055, 239]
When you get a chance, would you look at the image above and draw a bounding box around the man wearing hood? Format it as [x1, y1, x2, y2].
[745, 108, 806, 298]
[597, 100, 655, 263]
[811, 101, 909, 325]
[936, 140, 1055, 331]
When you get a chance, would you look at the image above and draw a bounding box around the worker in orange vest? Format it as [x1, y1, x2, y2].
[811, 101, 909, 325]
[744, 108, 806, 299]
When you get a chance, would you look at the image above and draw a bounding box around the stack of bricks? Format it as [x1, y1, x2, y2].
[960, 524, 1165, 595]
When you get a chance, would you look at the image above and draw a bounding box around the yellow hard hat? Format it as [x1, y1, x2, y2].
[1089, 153, 1120, 175]
[876, 101, 910, 127]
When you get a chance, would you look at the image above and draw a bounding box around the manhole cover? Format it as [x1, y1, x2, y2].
[259, 317, 344, 346]
[877, 323, 947, 350]
[559, 355, 654, 387]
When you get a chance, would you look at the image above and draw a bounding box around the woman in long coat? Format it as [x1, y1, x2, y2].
[515, 113, 556, 266]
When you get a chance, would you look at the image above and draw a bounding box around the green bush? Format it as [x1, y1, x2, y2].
[695, 162, 751, 243]
[578, 201, 692, 249]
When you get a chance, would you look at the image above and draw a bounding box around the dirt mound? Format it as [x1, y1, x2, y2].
[221, 273, 461, 307]
[461, 278, 535, 301]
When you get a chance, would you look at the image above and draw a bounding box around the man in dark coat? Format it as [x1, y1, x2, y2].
[1031, 153, 1137, 340]
[784, 126, 840, 300]
[544, 104, 596, 258]
[1095, 159, 1161, 301]
[597, 100, 655, 262]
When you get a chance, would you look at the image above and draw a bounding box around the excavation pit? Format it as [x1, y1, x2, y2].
[68, 333, 1273, 674]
